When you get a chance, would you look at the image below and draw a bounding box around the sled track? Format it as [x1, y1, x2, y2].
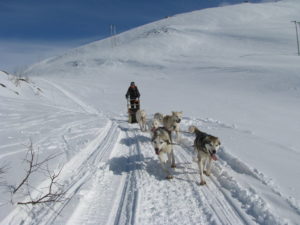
[112, 128, 143, 225]
[174, 145, 253, 225]
[122, 127, 213, 225]
[64, 121, 149, 225]
[110, 122, 249, 225]
[45, 121, 120, 225]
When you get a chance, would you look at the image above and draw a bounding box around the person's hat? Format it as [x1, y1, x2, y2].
[130, 81, 135, 85]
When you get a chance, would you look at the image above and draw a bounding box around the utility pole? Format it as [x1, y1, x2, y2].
[292, 21, 300, 56]
[110, 24, 117, 48]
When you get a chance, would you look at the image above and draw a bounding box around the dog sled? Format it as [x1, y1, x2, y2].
[127, 98, 140, 123]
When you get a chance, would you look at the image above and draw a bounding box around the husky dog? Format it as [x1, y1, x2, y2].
[163, 111, 183, 142]
[136, 109, 147, 131]
[189, 125, 220, 185]
[152, 127, 176, 179]
[148, 119, 160, 138]
[154, 113, 164, 124]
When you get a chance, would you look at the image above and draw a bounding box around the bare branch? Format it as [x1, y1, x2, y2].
[17, 167, 66, 205]
[12, 141, 61, 194]
[13, 142, 35, 194]
[4, 140, 67, 206]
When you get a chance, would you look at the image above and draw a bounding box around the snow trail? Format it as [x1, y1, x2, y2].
[2, 113, 300, 225]
[39, 78, 100, 115]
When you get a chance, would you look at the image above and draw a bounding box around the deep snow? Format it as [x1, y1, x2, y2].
[1, 0, 300, 224]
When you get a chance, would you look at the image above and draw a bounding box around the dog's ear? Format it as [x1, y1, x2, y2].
[163, 137, 171, 145]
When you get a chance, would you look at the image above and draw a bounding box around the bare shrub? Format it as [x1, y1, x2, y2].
[8, 141, 66, 205]
[17, 167, 66, 205]
[7, 74, 30, 87]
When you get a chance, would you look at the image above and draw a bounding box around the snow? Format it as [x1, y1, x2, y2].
[1, 0, 300, 224]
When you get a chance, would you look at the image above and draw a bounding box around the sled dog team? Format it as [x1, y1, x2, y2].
[135, 109, 221, 185]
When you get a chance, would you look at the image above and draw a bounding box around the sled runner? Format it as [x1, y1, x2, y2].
[127, 98, 140, 123]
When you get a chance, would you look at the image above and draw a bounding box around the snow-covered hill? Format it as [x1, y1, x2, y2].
[0, 71, 43, 98]
[1, 0, 300, 224]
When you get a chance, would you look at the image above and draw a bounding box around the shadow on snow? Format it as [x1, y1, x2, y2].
[119, 135, 151, 147]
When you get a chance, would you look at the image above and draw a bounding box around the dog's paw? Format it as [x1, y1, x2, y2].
[171, 164, 176, 168]
[199, 181, 206, 186]
[166, 175, 174, 179]
[204, 170, 210, 176]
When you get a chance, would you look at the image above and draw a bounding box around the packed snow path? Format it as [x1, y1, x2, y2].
[63, 119, 248, 225]
[2, 115, 300, 225]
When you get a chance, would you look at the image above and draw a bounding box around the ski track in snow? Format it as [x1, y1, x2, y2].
[1, 120, 119, 225]
[38, 78, 100, 115]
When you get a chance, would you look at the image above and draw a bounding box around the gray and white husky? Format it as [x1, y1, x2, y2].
[152, 127, 176, 179]
[154, 112, 164, 124]
[163, 111, 183, 142]
[136, 109, 147, 132]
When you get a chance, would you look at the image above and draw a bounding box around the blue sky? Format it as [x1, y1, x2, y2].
[0, 0, 263, 72]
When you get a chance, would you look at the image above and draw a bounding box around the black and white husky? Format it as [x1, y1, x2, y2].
[189, 126, 221, 185]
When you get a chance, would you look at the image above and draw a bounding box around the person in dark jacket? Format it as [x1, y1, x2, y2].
[126, 81, 140, 109]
